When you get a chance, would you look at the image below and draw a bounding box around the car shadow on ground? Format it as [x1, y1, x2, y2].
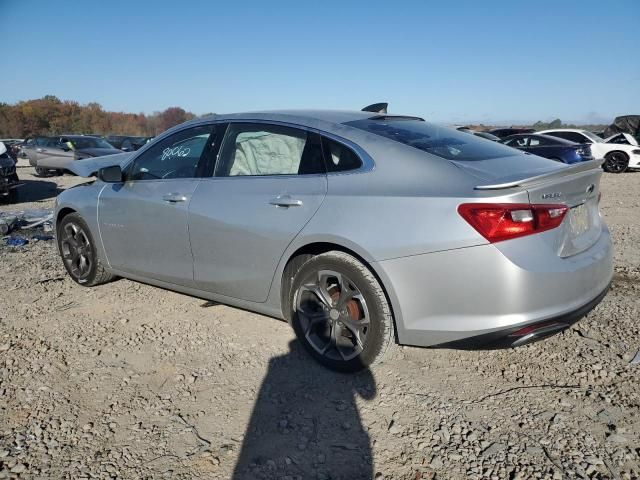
[3, 179, 61, 204]
[232, 340, 376, 480]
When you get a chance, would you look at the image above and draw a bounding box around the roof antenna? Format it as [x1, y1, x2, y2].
[362, 102, 388, 114]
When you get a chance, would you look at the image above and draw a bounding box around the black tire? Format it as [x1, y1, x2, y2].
[56, 169, 64, 176]
[603, 151, 629, 173]
[57, 213, 115, 287]
[35, 166, 49, 177]
[288, 251, 394, 372]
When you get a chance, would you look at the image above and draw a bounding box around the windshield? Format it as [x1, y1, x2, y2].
[582, 131, 603, 143]
[344, 119, 519, 161]
[68, 137, 115, 149]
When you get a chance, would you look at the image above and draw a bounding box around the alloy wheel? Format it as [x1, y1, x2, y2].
[60, 222, 93, 281]
[605, 152, 628, 173]
[295, 270, 370, 361]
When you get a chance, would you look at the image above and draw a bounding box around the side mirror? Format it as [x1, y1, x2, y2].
[98, 165, 123, 183]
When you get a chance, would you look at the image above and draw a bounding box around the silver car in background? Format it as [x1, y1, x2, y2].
[54, 110, 613, 371]
[24, 135, 121, 176]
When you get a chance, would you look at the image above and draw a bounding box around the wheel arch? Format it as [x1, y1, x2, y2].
[605, 149, 630, 158]
[275, 239, 402, 343]
[56, 207, 77, 229]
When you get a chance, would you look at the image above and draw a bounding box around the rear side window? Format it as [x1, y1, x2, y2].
[321, 137, 362, 172]
[216, 123, 325, 176]
[345, 119, 518, 161]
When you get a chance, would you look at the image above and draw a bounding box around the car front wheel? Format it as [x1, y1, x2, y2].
[603, 151, 629, 173]
[288, 251, 394, 372]
[57, 213, 115, 286]
[35, 166, 49, 177]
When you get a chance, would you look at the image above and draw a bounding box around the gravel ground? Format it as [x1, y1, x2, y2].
[1, 167, 639, 480]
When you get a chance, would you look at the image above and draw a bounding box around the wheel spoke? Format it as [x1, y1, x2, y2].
[301, 283, 333, 309]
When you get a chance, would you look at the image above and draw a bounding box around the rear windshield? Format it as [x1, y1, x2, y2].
[344, 119, 519, 161]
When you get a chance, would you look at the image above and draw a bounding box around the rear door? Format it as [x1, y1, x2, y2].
[98, 124, 218, 286]
[188, 122, 327, 302]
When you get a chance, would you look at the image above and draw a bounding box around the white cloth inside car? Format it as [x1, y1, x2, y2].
[230, 131, 305, 176]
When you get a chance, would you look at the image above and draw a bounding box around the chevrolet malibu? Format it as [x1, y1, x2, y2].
[55, 110, 613, 372]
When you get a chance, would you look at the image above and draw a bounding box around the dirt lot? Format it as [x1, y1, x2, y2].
[1, 167, 639, 480]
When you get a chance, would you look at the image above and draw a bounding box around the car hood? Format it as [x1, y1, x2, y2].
[77, 147, 123, 157]
[67, 152, 133, 177]
[604, 132, 639, 146]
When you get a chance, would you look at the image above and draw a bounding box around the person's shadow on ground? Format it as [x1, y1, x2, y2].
[233, 340, 376, 480]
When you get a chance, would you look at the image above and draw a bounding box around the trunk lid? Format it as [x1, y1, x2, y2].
[469, 159, 604, 257]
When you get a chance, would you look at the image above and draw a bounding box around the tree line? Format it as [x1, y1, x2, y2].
[0, 95, 199, 138]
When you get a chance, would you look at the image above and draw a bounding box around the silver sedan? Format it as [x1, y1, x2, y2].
[54, 110, 613, 372]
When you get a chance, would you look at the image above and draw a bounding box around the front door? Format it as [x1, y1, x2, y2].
[98, 124, 218, 286]
[36, 137, 74, 170]
[189, 122, 328, 302]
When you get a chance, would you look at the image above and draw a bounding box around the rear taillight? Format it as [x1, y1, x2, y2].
[458, 203, 568, 243]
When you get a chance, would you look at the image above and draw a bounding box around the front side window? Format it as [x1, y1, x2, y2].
[216, 123, 324, 177]
[127, 125, 215, 181]
[345, 118, 519, 161]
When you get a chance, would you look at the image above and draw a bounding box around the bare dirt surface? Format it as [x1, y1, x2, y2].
[1, 167, 639, 479]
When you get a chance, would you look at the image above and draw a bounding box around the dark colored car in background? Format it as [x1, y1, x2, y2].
[24, 135, 121, 176]
[0, 141, 20, 202]
[106, 135, 153, 151]
[489, 127, 536, 138]
[501, 134, 593, 164]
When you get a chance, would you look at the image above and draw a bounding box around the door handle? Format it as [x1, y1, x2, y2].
[269, 195, 303, 208]
[162, 193, 188, 203]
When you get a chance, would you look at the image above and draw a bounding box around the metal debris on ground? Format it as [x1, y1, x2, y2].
[0, 209, 54, 236]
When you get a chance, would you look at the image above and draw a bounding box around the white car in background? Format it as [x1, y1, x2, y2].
[538, 129, 640, 173]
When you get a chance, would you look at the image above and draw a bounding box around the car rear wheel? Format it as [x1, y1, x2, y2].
[288, 251, 394, 372]
[603, 151, 629, 173]
[57, 213, 115, 286]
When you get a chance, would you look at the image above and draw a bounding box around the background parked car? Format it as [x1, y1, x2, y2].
[25, 135, 121, 176]
[501, 133, 593, 164]
[487, 127, 535, 138]
[538, 128, 640, 173]
[106, 135, 153, 151]
[0, 141, 20, 203]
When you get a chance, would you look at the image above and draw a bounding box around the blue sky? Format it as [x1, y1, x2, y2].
[1, 0, 639, 124]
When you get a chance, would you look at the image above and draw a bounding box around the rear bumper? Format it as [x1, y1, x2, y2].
[435, 283, 610, 349]
[373, 225, 613, 348]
